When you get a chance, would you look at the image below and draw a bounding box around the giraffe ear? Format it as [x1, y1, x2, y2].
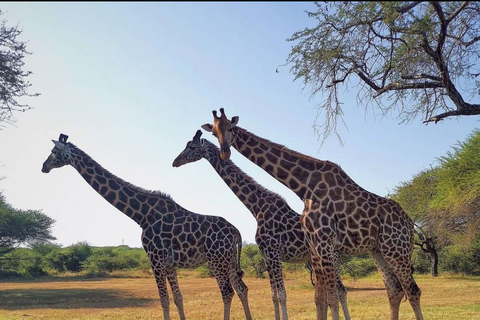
[231, 116, 239, 126]
[201, 123, 213, 132]
[52, 140, 66, 150]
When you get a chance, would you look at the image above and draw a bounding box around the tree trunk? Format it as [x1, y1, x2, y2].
[430, 249, 439, 277]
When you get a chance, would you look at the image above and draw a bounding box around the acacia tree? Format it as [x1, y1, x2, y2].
[0, 192, 55, 256]
[392, 130, 480, 275]
[391, 169, 440, 276]
[0, 9, 38, 128]
[287, 2, 480, 140]
[431, 129, 480, 246]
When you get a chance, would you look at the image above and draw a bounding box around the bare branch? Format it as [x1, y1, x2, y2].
[423, 105, 480, 124]
[445, 1, 470, 23]
[373, 81, 444, 98]
[401, 74, 442, 81]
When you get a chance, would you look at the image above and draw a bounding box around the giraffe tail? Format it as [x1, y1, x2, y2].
[235, 234, 245, 279]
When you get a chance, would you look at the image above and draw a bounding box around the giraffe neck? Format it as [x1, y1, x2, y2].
[201, 139, 285, 220]
[231, 126, 356, 201]
[67, 144, 172, 225]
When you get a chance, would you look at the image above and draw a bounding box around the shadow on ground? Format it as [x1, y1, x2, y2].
[0, 288, 154, 309]
[347, 287, 385, 291]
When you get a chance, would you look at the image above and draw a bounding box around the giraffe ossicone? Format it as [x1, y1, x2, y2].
[203, 109, 424, 320]
[41, 133, 253, 320]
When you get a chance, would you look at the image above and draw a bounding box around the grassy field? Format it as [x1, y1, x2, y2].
[0, 271, 479, 320]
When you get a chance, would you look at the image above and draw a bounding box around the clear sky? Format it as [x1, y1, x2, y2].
[0, 2, 478, 248]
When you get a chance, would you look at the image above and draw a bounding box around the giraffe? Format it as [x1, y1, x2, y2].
[41, 133, 252, 320]
[172, 130, 351, 320]
[202, 108, 424, 320]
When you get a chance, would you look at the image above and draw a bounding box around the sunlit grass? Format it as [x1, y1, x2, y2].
[0, 272, 479, 319]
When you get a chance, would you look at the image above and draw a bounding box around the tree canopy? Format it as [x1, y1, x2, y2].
[0, 192, 55, 256]
[287, 2, 480, 140]
[0, 9, 38, 128]
[431, 129, 480, 243]
[392, 129, 480, 275]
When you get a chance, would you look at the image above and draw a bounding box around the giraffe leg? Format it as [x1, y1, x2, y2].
[322, 256, 341, 320]
[266, 258, 288, 320]
[229, 262, 253, 320]
[333, 251, 351, 320]
[311, 238, 340, 320]
[336, 278, 350, 320]
[390, 262, 423, 320]
[313, 265, 328, 320]
[310, 255, 331, 320]
[312, 253, 350, 320]
[166, 269, 185, 320]
[375, 247, 424, 320]
[371, 250, 404, 320]
[152, 268, 172, 320]
[211, 263, 235, 320]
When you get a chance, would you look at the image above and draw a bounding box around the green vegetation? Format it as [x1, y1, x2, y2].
[0, 242, 151, 278]
[0, 241, 423, 281]
[392, 129, 480, 276]
[0, 192, 55, 262]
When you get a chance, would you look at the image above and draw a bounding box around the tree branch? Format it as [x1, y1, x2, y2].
[463, 36, 480, 47]
[423, 105, 480, 124]
[395, 2, 423, 14]
[401, 74, 442, 81]
[354, 68, 380, 91]
[373, 81, 444, 98]
[445, 1, 469, 23]
[431, 2, 448, 55]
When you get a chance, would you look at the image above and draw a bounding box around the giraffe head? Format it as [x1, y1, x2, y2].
[41, 133, 73, 173]
[201, 108, 238, 161]
[172, 130, 205, 167]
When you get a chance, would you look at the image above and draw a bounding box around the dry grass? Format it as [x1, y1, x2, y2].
[0, 272, 479, 319]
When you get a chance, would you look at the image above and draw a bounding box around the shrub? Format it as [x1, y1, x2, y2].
[0, 248, 47, 277]
[440, 238, 480, 275]
[240, 244, 266, 278]
[339, 254, 377, 279]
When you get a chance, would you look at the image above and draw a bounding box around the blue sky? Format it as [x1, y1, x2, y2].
[0, 2, 478, 248]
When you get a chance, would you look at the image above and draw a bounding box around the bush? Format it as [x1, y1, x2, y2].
[0, 248, 47, 278]
[339, 254, 377, 279]
[240, 244, 266, 278]
[440, 238, 480, 275]
[42, 241, 92, 273]
[196, 264, 213, 278]
[83, 246, 149, 273]
[411, 250, 432, 274]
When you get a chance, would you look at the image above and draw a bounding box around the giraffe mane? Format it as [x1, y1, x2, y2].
[236, 126, 339, 168]
[70, 143, 174, 201]
[202, 138, 289, 203]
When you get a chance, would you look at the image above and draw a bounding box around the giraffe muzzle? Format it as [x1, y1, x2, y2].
[41, 162, 51, 173]
[220, 149, 231, 161]
[172, 158, 182, 167]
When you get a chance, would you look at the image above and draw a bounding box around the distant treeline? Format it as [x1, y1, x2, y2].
[0, 240, 477, 279]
